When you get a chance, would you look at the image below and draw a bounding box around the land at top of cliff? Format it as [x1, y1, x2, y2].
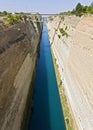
[47, 14, 93, 130]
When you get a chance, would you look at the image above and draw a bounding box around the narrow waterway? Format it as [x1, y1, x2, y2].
[29, 22, 66, 130]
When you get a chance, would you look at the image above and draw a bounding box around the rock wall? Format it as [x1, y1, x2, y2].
[0, 14, 42, 130]
[47, 15, 93, 130]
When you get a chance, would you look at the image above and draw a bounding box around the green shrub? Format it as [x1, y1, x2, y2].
[59, 28, 68, 37]
[7, 14, 23, 24]
[60, 2, 93, 16]
[65, 26, 68, 30]
[66, 117, 69, 124]
[58, 34, 61, 39]
[49, 17, 53, 21]
[3, 11, 8, 15]
[71, 2, 93, 16]
[60, 80, 62, 85]
[61, 16, 64, 21]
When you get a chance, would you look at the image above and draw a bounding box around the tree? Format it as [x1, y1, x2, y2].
[88, 3, 93, 14]
[75, 3, 83, 16]
[82, 6, 88, 14]
[7, 13, 23, 24]
[3, 11, 8, 15]
[90, 2, 93, 6]
[90, 6, 93, 13]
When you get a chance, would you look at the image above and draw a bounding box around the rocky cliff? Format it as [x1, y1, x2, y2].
[0, 14, 42, 130]
[47, 15, 93, 130]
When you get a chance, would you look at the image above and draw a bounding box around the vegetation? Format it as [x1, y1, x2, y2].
[65, 26, 68, 30]
[0, 11, 24, 24]
[58, 34, 61, 39]
[0, 11, 9, 16]
[59, 15, 65, 21]
[35, 16, 39, 21]
[60, 2, 93, 17]
[59, 28, 68, 37]
[7, 13, 24, 24]
[49, 17, 53, 21]
[71, 2, 93, 16]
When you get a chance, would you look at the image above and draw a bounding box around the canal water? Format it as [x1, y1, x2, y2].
[29, 22, 66, 130]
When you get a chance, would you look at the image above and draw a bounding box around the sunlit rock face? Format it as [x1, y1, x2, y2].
[47, 15, 93, 130]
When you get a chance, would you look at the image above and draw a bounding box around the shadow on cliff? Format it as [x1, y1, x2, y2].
[28, 24, 51, 130]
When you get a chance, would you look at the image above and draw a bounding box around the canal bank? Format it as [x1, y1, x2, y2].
[51, 50, 77, 130]
[28, 22, 66, 130]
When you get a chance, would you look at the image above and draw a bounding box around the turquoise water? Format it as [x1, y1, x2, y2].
[29, 22, 66, 130]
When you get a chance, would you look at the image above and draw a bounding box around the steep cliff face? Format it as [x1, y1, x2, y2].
[47, 15, 93, 130]
[0, 14, 42, 130]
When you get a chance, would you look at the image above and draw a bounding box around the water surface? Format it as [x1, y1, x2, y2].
[29, 22, 66, 130]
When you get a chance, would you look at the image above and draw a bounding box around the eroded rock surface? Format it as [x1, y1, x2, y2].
[0, 14, 42, 130]
[47, 15, 93, 130]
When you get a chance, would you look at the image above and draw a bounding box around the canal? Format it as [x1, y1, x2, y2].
[29, 22, 66, 130]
